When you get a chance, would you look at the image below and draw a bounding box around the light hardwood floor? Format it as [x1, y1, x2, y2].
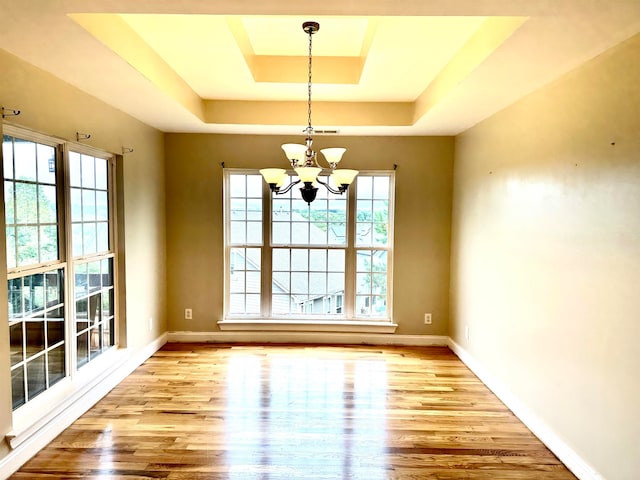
[11, 344, 577, 479]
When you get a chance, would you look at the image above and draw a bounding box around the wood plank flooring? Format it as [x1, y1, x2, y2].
[11, 344, 577, 479]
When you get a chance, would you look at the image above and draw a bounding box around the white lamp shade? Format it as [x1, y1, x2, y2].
[320, 148, 346, 164]
[294, 167, 322, 183]
[331, 169, 359, 186]
[275, 173, 287, 187]
[281, 143, 307, 162]
[260, 168, 286, 184]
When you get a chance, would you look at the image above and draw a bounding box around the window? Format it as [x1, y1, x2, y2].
[228, 174, 262, 315]
[69, 152, 110, 257]
[4, 128, 116, 411]
[69, 151, 115, 368]
[8, 269, 65, 409]
[224, 170, 394, 322]
[5, 133, 64, 409]
[355, 176, 391, 317]
[4, 137, 58, 269]
[73, 258, 114, 368]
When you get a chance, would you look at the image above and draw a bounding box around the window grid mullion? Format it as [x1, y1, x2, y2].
[63, 146, 77, 376]
[344, 181, 357, 319]
[261, 178, 270, 318]
[11, 178, 18, 266]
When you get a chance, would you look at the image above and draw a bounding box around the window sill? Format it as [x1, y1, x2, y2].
[218, 319, 398, 334]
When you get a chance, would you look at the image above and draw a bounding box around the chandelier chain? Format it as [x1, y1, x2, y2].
[307, 26, 313, 134]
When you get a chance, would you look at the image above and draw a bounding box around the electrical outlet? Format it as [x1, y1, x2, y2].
[148, 317, 153, 331]
[424, 313, 432, 325]
[185, 308, 192, 320]
[465, 325, 470, 340]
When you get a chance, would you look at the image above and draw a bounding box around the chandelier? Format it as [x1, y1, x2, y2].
[260, 21, 358, 204]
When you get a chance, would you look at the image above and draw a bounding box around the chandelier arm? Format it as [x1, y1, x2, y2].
[315, 177, 345, 195]
[310, 150, 321, 169]
[273, 178, 301, 195]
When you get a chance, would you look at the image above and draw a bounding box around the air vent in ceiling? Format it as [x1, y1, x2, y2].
[313, 129, 339, 134]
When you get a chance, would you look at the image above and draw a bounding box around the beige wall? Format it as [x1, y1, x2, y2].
[165, 134, 453, 335]
[450, 33, 640, 480]
[0, 48, 167, 461]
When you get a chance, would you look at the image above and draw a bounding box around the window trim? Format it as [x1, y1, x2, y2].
[222, 168, 396, 329]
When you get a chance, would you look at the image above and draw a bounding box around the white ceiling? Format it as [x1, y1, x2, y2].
[0, 0, 639, 136]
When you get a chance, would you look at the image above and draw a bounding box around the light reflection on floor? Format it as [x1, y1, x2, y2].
[225, 353, 388, 479]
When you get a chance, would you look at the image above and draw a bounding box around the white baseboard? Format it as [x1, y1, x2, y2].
[447, 338, 604, 480]
[168, 330, 449, 346]
[0, 333, 168, 480]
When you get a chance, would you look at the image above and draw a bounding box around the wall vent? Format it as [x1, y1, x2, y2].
[307, 129, 339, 134]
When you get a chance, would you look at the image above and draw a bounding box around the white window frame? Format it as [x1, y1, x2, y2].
[221, 168, 396, 333]
[2, 124, 119, 425]
[66, 145, 118, 372]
